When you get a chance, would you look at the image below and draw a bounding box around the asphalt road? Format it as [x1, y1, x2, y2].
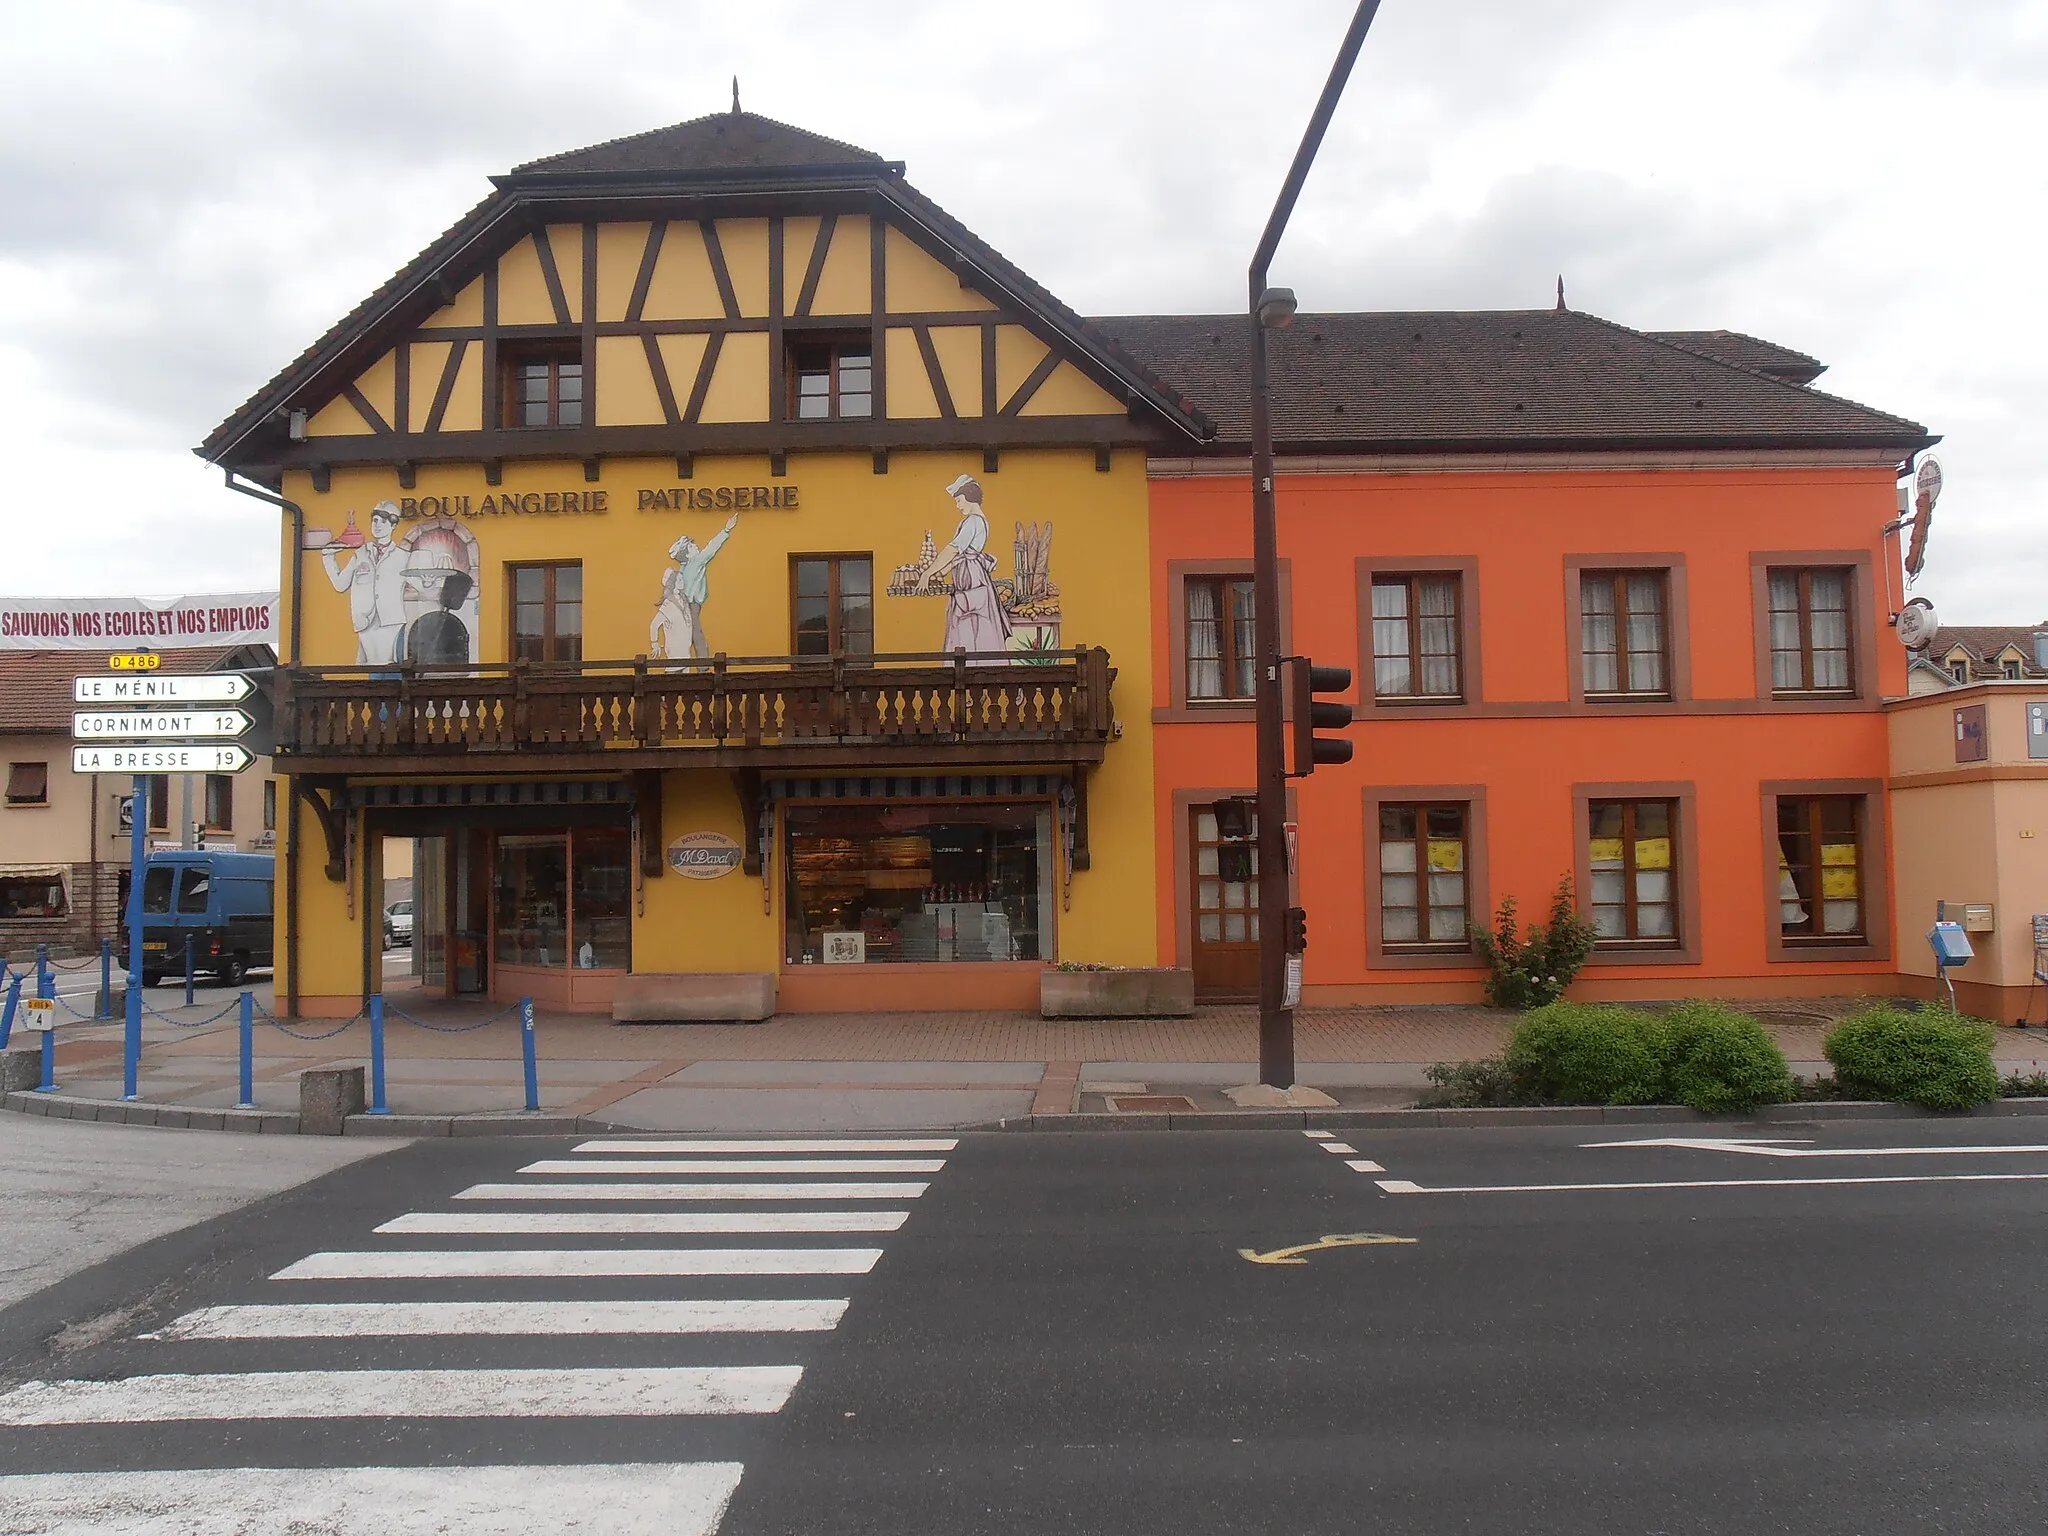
[2, 1122, 2046, 1533]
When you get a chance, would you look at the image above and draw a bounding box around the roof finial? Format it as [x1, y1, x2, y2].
[731, 77, 741, 114]
[1556, 274, 1567, 311]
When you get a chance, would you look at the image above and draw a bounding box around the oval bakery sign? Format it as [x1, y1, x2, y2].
[668, 832, 743, 879]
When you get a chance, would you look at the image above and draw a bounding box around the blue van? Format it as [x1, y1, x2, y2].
[124, 851, 276, 987]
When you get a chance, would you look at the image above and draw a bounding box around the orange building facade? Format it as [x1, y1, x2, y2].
[1107, 312, 1936, 1006]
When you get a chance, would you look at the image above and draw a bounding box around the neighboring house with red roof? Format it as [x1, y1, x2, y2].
[1906, 624, 2048, 693]
[0, 647, 275, 958]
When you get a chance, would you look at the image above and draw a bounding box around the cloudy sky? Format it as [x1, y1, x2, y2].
[3, 0, 2042, 621]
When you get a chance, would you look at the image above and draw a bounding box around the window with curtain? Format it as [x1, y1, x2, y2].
[1768, 567, 1854, 694]
[791, 556, 875, 656]
[1378, 803, 1471, 948]
[1580, 570, 1670, 697]
[1776, 795, 1863, 941]
[1371, 574, 1461, 699]
[1587, 799, 1679, 943]
[1185, 576, 1255, 701]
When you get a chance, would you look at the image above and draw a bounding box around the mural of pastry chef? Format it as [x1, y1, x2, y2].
[321, 500, 409, 664]
[400, 520, 482, 665]
[911, 474, 1013, 653]
[650, 510, 740, 660]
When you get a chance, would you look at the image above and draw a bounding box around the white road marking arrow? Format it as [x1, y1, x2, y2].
[1584, 1137, 2048, 1158]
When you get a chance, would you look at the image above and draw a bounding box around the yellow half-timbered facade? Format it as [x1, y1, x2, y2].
[203, 110, 1210, 1017]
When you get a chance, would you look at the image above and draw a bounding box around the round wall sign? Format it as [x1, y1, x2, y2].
[668, 831, 744, 879]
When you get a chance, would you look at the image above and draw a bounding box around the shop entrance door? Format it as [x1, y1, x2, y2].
[1190, 801, 1260, 1000]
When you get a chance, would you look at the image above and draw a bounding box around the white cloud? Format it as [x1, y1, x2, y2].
[0, 0, 2038, 616]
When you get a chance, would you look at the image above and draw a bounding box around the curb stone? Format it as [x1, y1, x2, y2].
[985, 1098, 2048, 1132]
[0, 1090, 624, 1138]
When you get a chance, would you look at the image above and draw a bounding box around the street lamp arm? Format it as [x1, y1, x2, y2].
[1249, 0, 1384, 295]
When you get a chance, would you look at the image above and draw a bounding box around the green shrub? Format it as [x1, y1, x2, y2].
[1823, 1004, 2000, 1110]
[1419, 1055, 1541, 1109]
[1661, 1001, 1796, 1113]
[1470, 875, 1600, 1010]
[1505, 1002, 1668, 1105]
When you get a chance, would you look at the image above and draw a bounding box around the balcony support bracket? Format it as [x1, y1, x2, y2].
[294, 776, 348, 883]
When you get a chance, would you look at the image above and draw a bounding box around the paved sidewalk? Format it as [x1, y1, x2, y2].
[11, 981, 2048, 1132]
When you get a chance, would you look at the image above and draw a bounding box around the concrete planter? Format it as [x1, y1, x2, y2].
[613, 972, 777, 1023]
[1040, 968, 1195, 1019]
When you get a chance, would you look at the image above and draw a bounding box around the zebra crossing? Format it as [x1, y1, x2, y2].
[0, 1134, 957, 1534]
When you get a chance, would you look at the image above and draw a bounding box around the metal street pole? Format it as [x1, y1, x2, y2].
[1249, 0, 1381, 1088]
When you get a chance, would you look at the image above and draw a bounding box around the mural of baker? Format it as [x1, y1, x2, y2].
[912, 474, 1012, 653]
[321, 500, 408, 664]
[650, 510, 740, 660]
[400, 520, 482, 665]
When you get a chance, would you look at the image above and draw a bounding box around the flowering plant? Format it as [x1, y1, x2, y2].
[1468, 875, 1599, 1010]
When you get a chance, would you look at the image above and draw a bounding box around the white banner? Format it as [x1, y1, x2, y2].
[0, 594, 278, 651]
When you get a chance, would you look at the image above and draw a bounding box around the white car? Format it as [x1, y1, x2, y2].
[383, 900, 413, 948]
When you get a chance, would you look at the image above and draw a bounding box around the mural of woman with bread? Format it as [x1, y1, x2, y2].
[912, 474, 1013, 654]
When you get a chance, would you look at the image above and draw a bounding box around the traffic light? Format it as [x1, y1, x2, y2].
[1285, 905, 1309, 954]
[1287, 658, 1355, 775]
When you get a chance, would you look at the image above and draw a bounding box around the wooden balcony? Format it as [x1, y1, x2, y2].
[273, 648, 1117, 775]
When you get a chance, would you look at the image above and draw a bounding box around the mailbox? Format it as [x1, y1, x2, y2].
[1928, 921, 1975, 968]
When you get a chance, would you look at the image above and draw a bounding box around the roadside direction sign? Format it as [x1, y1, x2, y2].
[22, 997, 55, 1032]
[72, 744, 253, 775]
[72, 673, 253, 704]
[73, 708, 253, 740]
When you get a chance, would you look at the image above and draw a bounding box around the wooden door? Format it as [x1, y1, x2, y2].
[1190, 802, 1260, 1000]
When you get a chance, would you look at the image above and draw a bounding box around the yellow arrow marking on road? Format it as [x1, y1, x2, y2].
[1237, 1233, 1418, 1265]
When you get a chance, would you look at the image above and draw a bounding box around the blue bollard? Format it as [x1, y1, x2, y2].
[35, 945, 51, 1001]
[0, 971, 19, 1051]
[36, 1024, 56, 1092]
[368, 994, 389, 1114]
[520, 998, 539, 1112]
[98, 939, 113, 1020]
[237, 991, 255, 1110]
[184, 935, 196, 1007]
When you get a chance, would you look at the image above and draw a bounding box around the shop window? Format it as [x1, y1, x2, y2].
[1371, 573, 1462, 701]
[0, 875, 66, 919]
[1580, 570, 1670, 698]
[5, 761, 48, 806]
[1767, 567, 1854, 694]
[502, 344, 584, 429]
[1587, 799, 1680, 944]
[1776, 795, 1864, 942]
[792, 556, 875, 656]
[262, 779, 277, 833]
[1377, 803, 1470, 949]
[788, 337, 873, 420]
[493, 826, 630, 971]
[204, 774, 233, 832]
[510, 563, 583, 664]
[785, 802, 1051, 964]
[1185, 576, 1256, 701]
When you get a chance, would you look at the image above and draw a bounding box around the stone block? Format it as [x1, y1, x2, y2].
[0, 1048, 41, 1094]
[1039, 968, 1196, 1019]
[299, 1067, 366, 1136]
[613, 972, 776, 1023]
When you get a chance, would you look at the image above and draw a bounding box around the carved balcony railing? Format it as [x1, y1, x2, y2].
[273, 647, 1116, 772]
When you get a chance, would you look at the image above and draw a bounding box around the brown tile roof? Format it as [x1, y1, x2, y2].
[199, 114, 1212, 464]
[508, 110, 888, 176]
[0, 648, 248, 734]
[1092, 307, 1932, 455]
[1647, 330, 1825, 385]
[1929, 625, 2048, 679]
